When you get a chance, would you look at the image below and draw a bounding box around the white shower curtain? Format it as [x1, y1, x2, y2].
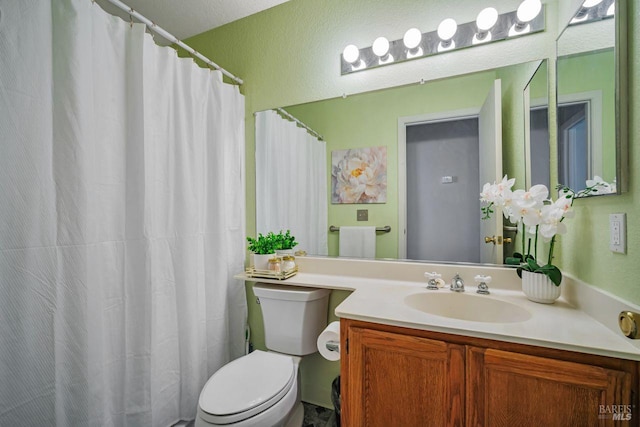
[255, 110, 328, 255]
[0, 0, 246, 425]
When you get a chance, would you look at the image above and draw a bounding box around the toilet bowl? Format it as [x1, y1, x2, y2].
[195, 351, 303, 427]
[195, 284, 331, 427]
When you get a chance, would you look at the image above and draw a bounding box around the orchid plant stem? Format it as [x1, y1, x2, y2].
[534, 225, 539, 262]
[521, 222, 526, 257]
[548, 235, 556, 265]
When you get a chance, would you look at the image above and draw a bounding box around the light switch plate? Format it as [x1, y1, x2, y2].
[609, 213, 626, 254]
[357, 209, 368, 221]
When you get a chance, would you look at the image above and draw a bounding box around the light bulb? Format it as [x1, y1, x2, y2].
[437, 18, 458, 41]
[403, 28, 422, 49]
[607, 3, 615, 15]
[476, 7, 499, 31]
[582, 0, 603, 7]
[342, 44, 360, 64]
[517, 0, 542, 23]
[372, 36, 390, 57]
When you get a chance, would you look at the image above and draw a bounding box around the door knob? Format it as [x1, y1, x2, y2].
[484, 236, 504, 245]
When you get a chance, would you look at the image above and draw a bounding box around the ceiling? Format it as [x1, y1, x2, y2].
[96, 0, 290, 43]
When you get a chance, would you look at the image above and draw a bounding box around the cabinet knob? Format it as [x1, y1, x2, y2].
[619, 311, 640, 339]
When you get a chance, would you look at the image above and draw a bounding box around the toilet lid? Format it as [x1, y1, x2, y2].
[199, 350, 295, 422]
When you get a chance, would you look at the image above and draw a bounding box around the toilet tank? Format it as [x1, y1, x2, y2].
[253, 283, 331, 356]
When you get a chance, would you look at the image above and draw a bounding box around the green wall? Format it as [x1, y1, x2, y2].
[185, 0, 640, 408]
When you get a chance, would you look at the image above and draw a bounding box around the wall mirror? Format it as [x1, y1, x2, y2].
[256, 59, 547, 265]
[556, 0, 628, 196]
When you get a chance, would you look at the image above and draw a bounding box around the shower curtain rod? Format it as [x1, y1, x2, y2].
[100, 0, 244, 85]
[275, 108, 324, 141]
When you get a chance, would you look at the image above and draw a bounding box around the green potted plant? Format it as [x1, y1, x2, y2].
[247, 232, 279, 270]
[275, 230, 298, 256]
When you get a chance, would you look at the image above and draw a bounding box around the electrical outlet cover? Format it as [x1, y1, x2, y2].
[609, 213, 626, 254]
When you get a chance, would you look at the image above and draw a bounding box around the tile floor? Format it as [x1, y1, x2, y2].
[173, 402, 336, 427]
[302, 402, 336, 427]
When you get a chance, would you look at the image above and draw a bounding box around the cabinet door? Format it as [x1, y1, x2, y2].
[467, 347, 633, 426]
[344, 326, 465, 427]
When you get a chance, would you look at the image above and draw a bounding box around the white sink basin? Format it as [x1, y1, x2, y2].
[404, 292, 531, 323]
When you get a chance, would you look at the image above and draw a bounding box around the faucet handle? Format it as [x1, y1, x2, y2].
[474, 274, 492, 284]
[424, 272, 442, 290]
[424, 272, 442, 280]
[474, 275, 491, 295]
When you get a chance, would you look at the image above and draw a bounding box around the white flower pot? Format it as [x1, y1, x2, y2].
[521, 270, 561, 304]
[251, 253, 274, 271]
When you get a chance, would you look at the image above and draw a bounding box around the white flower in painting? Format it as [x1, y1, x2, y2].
[332, 147, 387, 203]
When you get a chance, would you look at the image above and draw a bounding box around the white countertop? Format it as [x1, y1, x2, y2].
[235, 257, 640, 361]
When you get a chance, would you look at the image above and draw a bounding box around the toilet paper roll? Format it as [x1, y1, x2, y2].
[317, 321, 341, 361]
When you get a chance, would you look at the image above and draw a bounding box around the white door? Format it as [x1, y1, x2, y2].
[479, 79, 504, 264]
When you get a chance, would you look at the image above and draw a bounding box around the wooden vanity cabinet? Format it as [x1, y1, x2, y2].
[341, 319, 639, 427]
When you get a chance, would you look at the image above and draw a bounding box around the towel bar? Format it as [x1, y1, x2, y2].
[329, 225, 391, 233]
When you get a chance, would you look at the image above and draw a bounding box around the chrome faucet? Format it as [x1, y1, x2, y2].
[450, 274, 465, 292]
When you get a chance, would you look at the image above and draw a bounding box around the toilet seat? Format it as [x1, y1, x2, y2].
[198, 351, 295, 425]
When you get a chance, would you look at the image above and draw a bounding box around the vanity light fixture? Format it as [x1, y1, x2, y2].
[437, 18, 458, 52]
[509, 0, 542, 36]
[340, 0, 545, 75]
[403, 28, 423, 58]
[473, 7, 499, 44]
[372, 36, 394, 64]
[568, 0, 614, 26]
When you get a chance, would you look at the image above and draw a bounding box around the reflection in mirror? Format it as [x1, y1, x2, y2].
[255, 110, 329, 255]
[556, 0, 619, 196]
[257, 60, 547, 265]
[525, 60, 550, 189]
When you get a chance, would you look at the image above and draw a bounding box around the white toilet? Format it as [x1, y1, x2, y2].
[195, 283, 331, 427]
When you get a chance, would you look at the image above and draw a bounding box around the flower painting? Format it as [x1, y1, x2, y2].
[331, 146, 387, 204]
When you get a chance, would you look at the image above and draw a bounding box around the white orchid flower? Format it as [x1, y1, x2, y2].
[538, 203, 570, 240]
[510, 205, 542, 226]
[496, 175, 516, 195]
[480, 175, 515, 205]
[500, 188, 515, 218]
[585, 175, 616, 195]
[539, 215, 567, 240]
[552, 196, 574, 219]
[480, 182, 499, 204]
[512, 184, 549, 209]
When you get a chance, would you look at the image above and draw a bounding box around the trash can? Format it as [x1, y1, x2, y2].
[331, 375, 341, 427]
